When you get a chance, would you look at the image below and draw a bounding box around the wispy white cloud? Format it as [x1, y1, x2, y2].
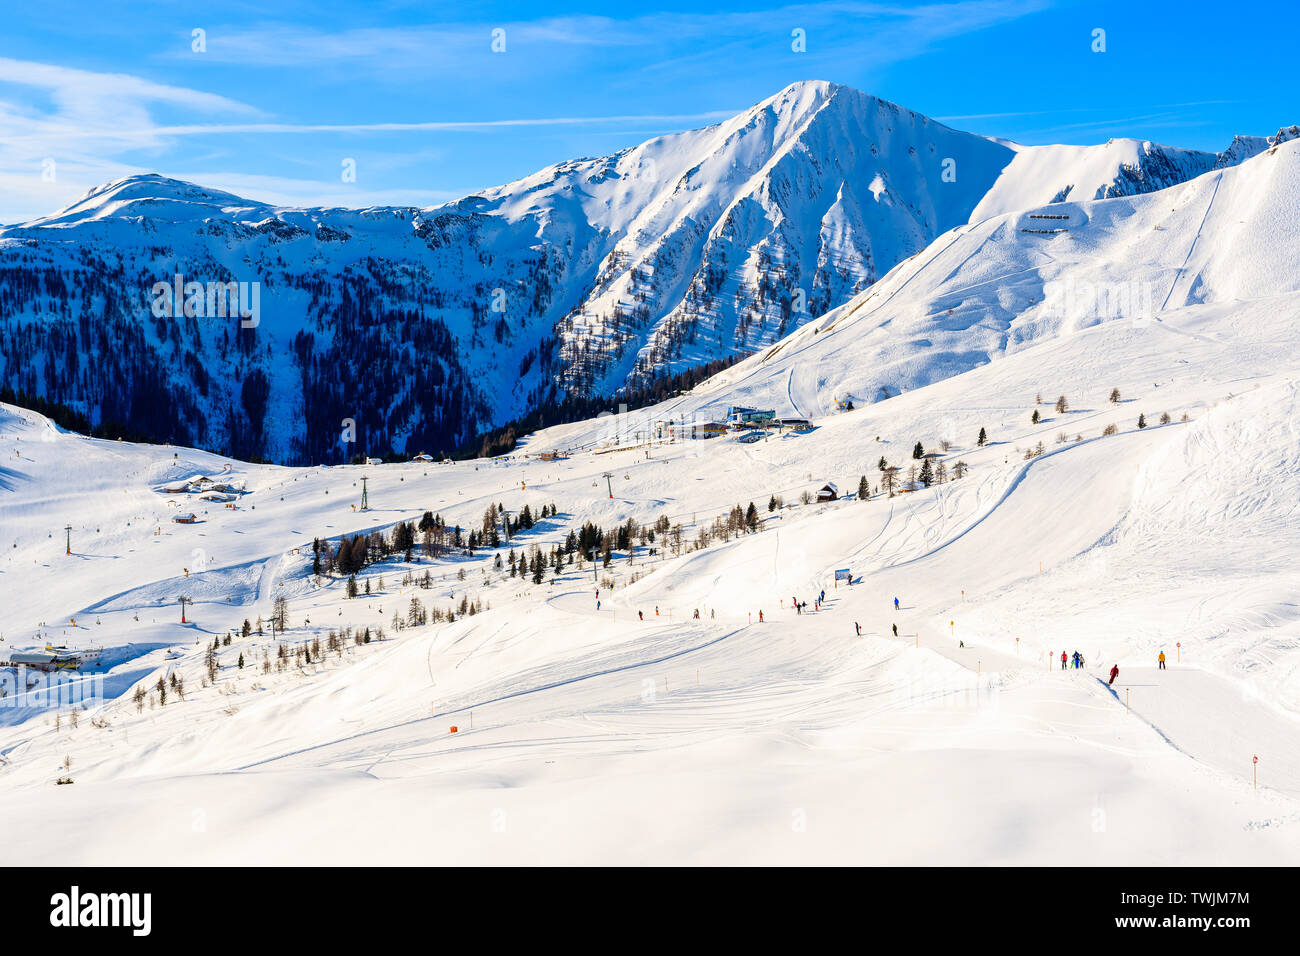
[17, 110, 740, 142]
[0, 57, 258, 115]
[184, 1, 1052, 74]
[0, 57, 262, 222]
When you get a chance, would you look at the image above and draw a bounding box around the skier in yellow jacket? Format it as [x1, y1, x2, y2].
[1158, 650, 1167, 670]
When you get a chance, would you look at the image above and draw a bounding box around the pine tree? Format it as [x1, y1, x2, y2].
[1031, 409, 1041, 425]
[768, 494, 778, 512]
[1055, 395, 1068, 414]
[857, 475, 869, 500]
[237, 653, 245, 669]
[912, 441, 924, 460]
[919, 458, 934, 487]
[1109, 387, 1121, 404]
[977, 427, 987, 446]
[1137, 413, 1147, 429]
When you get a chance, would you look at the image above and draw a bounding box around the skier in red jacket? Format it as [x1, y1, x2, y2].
[1061, 651, 1068, 670]
[1109, 664, 1119, 685]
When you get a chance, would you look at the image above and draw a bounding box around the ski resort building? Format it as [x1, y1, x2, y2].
[817, 482, 839, 502]
[5, 645, 86, 671]
[727, 407, 777, 427]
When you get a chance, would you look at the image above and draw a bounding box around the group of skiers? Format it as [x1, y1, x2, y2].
[1061, 650, 1086, 670]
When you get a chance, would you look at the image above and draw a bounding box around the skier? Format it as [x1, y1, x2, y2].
[758, 610, 764, 623]
[1158, 650, 1166, 670]
[1060, 651, 1068, 671]
[893, 596, 900, 610]
[891, 623, 898, 637]
[655, 606, 659, 617]
[819, 590, 825, 604]
[638, 610, 643, 621]
[693, 608, 699, 619]
[1109, 664, 1119, 686]
[596, 600, 601, 611]
[855, 622, 861, 636]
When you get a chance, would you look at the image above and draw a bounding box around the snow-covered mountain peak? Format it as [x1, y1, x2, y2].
[27, 173, 272, 228]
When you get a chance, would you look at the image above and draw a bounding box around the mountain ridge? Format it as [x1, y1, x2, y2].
[0, 80, 1289, 463]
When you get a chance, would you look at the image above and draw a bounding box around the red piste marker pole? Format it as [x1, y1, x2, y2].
[1253, 755, 1258, 790]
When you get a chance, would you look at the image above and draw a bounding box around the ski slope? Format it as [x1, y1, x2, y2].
[1, 138, 1299, 865]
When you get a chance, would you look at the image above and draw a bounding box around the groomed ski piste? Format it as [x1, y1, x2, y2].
[0, 142, 1298, 866]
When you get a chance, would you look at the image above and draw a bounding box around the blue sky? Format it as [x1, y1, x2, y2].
[0, 0, 1294, 222]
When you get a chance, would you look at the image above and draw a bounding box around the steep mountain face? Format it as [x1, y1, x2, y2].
[572, 138, 1300, 433]
[0, 80, 1281, 463]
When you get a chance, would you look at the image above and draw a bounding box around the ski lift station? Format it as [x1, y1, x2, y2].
[727, 406, 777, 426]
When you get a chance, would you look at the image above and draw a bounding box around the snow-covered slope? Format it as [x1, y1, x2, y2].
[3, 234, 1299, 863]
[971, 138, 1218, 220]
[1, 81, 1279, 465]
